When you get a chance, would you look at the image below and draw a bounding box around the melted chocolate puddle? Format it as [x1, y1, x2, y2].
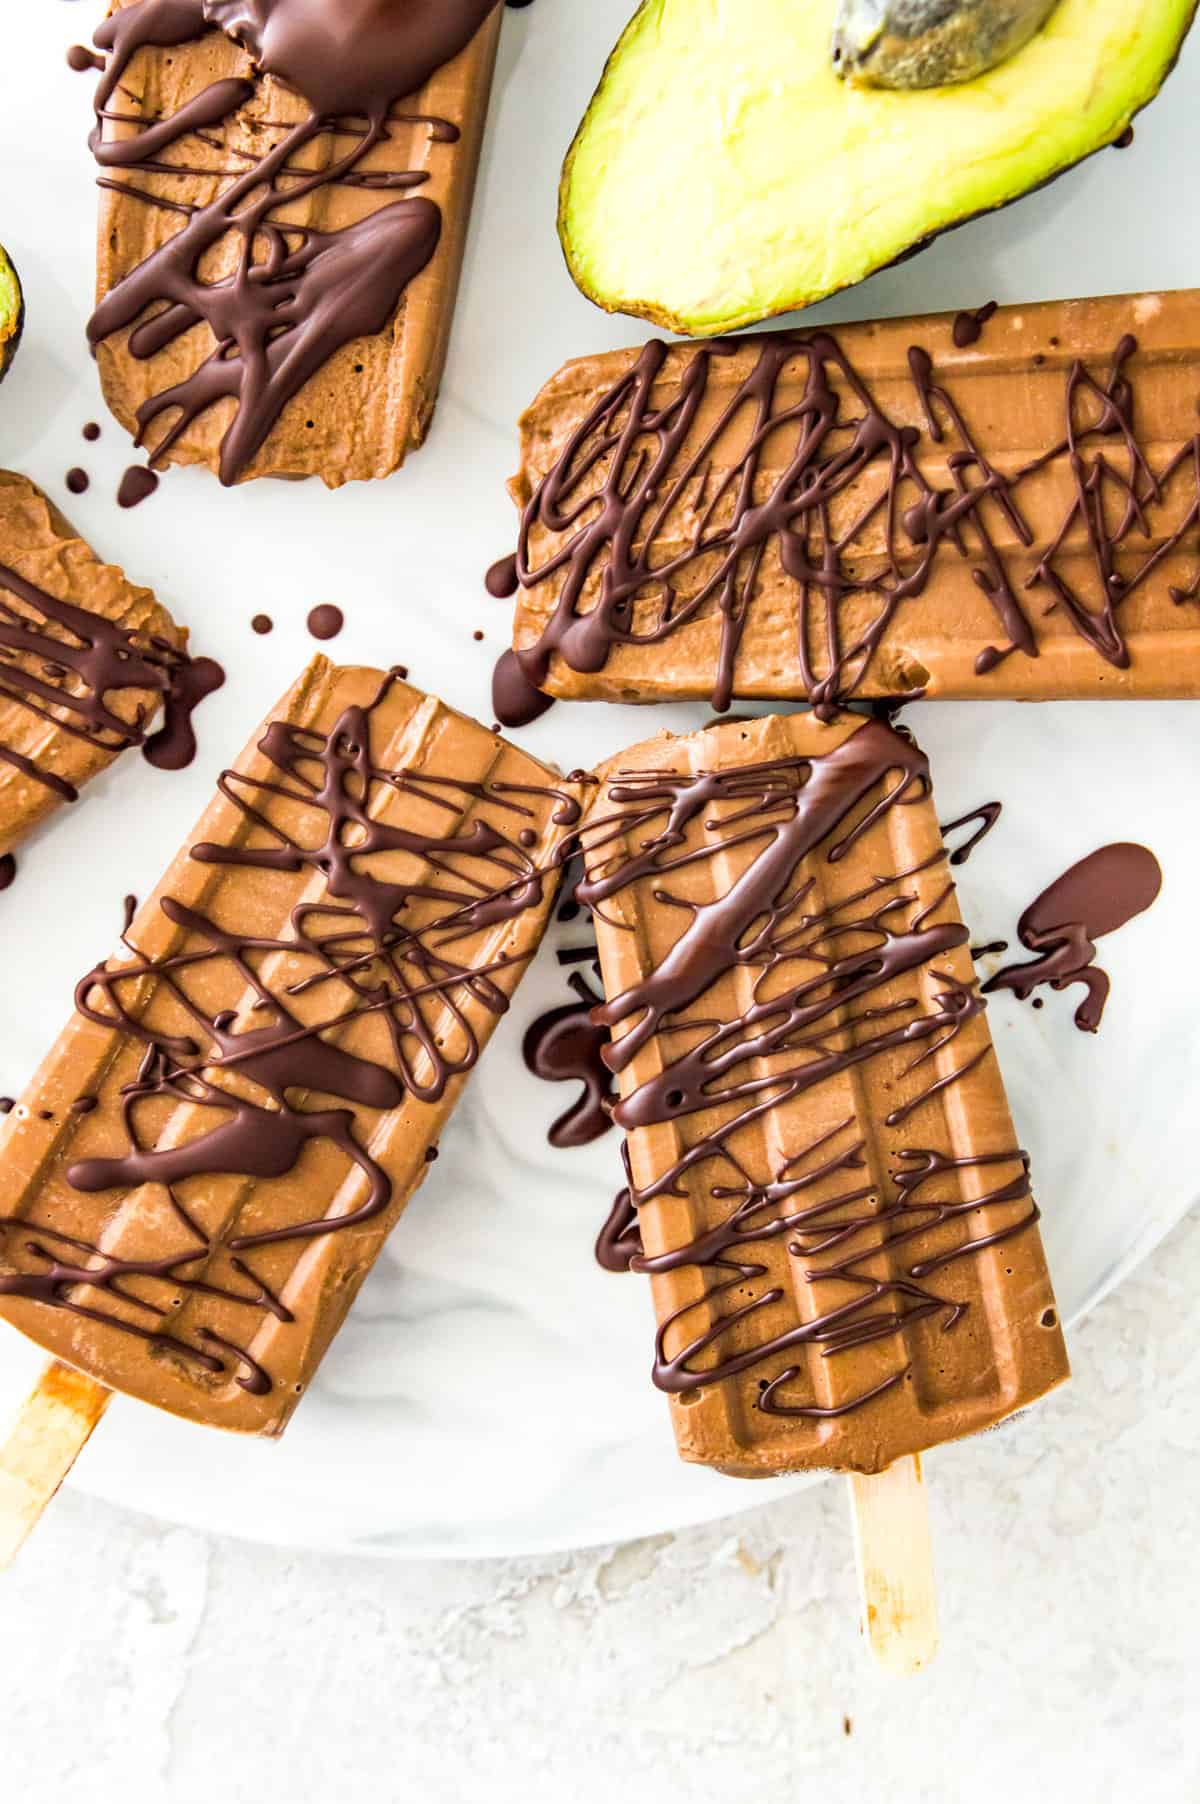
[983, 842, 1162, 1032]
[117, 466, 159, 510]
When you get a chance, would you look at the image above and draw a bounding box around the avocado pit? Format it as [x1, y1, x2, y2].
[832, 0, 1061, 87]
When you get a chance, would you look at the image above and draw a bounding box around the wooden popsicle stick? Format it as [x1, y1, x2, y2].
[0, 1360, 112, 1569]
[848, 1454, 939, 1674]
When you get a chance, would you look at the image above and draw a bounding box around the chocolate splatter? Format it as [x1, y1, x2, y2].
[251, 613, 273, 635]
[486, 554, 519, 598]
[82, 422, 101, 442]
[117, 466, 159, 510]
[522, 968, 615, 1148]
[492, 647, 555, 728]
[66, 468, 90, 495]
[0, 854, 15, 892]
[306, 604, 343, 642]
[982, 842, 1162, 1032]
[595, 1186, 642, 1274]
[941, 801, 1002, 867]
[144, 653, 226, 770]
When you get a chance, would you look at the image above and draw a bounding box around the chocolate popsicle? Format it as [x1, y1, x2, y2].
[576, 711, 1068, 1477]
[0, 659, 580, 1433]
[86, 0, 504, 486]
[496, 289, 1200, 717]
[0, 469, 216, 863]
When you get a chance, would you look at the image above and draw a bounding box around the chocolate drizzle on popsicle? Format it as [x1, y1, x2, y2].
[495, 326, 1200, 722]
[0, 560, 223, 797]
[0, 670, 578, 1394]
[577, 721, 1038, 1417]
[982, 842, 1162, 1032]
[952, 300, 998, 349]
[84, 0, 500, 484]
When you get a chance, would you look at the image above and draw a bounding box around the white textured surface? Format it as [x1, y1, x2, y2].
[1, 0, 1199, 1559]
[3, 1206, 1197, 1801]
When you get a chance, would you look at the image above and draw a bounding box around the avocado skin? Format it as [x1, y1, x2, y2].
[559, 1, 1198, 337]
[0, 244, 24, 385]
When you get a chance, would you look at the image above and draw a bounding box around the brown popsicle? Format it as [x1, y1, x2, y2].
[577, 710, 1068, 1477]
[0, 659, 580, 1434]
[0, 469, 197, 861]
[88, 0, 503, 486]
[500, 289, 1200, 713]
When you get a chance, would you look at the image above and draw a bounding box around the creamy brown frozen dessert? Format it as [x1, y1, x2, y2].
[85, 0, 503, 486]
[577, 709, 1068, 1476]
[494, 290, 1200, 720]
[0, 660, 581, 1432]
[0, 470, 217, 869]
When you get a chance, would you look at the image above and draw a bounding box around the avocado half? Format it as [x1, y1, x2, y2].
[0, 243, 23, 383]
[559, 0, 1197, 335]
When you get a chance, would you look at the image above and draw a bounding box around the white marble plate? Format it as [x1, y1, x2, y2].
[0, 3, 1196, 1556]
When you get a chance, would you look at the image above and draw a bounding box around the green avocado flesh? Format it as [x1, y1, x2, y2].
[0, 244, 22, 381]
[560, 0, 1196, 335]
